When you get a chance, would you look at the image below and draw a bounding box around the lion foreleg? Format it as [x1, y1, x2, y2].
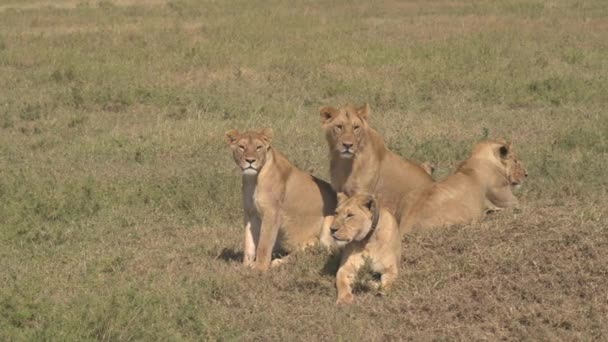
[336, 254, 366, 305]
[487, 186, 519, 210]
[251, 211, 280, 272]
[336, 264, 356, 305]
[243, 215, 260, 266]
[379, 264, 398, 295]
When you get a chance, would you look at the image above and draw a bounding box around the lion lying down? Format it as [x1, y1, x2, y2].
[225, 128, 336, 272]
[398, 140, 528, 234]
[331, 193, 401, 305]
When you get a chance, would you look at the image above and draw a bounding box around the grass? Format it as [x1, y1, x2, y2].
[0, 0, 607, 340]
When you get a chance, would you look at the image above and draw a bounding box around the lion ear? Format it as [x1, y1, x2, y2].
[356, 103, 370, 120]
[497, 140, 511, 158]
[259, 128, 273, 144]
[337, 192, 348, 204]
[319, 106, 338, 124]
[225, 129, 240, 145]
[363, 194, 378, 214]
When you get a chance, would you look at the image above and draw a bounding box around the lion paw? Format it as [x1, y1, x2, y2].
[336, 293, 354, 305]
[270, 257, 289, 268]
[250, 261, 269, 272]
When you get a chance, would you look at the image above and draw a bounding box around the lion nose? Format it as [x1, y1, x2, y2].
[342, 143, 353, 150]
[330, 226, 338, 234]
[245, 158, 255, 164]
[525, 172, 529, 177]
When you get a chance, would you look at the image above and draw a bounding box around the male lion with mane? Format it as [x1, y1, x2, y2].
[225, 128, 336, 272]
[398, 139, 528, 234]
[320, 103, 433, 218]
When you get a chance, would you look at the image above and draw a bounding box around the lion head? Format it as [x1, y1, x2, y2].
[330, 193, 379, 246]
[467, 139, 528, 188]
[505, 148, 528, 189]
[225, 128, 273, 176]
[320, 103, 371, 159]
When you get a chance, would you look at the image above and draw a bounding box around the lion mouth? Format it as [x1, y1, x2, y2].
[509, 178, 524, 190]
[340, 151, 354, 158]
[242, 167, 258, 175]
[331, 234, 350, 243]
[332, 236, 350, 247]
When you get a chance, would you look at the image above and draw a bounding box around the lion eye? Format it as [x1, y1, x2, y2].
[335, 125, 343, 131]
[256, 145, 263, 151]
[346, 213, 354, 219]
[354, 125, 360, 131]
[238, 145, 245, 151]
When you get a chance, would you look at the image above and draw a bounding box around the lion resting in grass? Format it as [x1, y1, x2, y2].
[331, 193, 401, 305]
[225, 128, 336, 272]
[320, 103, 433, 217]
[398, 140, 528, 234]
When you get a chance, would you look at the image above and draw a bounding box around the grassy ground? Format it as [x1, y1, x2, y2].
[0, 0, 607, 340]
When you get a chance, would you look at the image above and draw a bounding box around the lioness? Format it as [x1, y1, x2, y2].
[332, 193, 401, 305]
[320, 103, 433, 217]
[225, 128, 336, 272]
[398, 140, 528, 233]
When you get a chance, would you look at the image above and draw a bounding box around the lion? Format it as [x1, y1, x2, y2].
[320, 103, 434, 217]
[398, 140, 528, 234]
[225, 128, 337, 272]
[331, 193, 401, 305]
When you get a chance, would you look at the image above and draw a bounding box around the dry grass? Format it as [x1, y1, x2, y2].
[0, 0, 607, 340]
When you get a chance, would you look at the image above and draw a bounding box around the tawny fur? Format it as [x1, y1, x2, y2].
[398, 140, 528, 234]
[225, 128, 336, 272]
[320, 103, 434, 218]
[332, 194, 401, 305]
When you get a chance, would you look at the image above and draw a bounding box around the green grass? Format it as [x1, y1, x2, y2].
[0, 0, 607, 340]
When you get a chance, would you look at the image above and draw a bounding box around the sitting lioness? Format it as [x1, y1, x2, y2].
[225, 128, 336, 272]
[398, 140, 528, 234]
[320, 103, 433, 218]
[332, 193, 401, 305]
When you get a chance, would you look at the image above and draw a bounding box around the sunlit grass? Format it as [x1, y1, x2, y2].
[0, 0, 606, 340]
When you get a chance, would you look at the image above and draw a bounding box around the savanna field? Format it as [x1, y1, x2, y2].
[0, 0, 607, 340]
